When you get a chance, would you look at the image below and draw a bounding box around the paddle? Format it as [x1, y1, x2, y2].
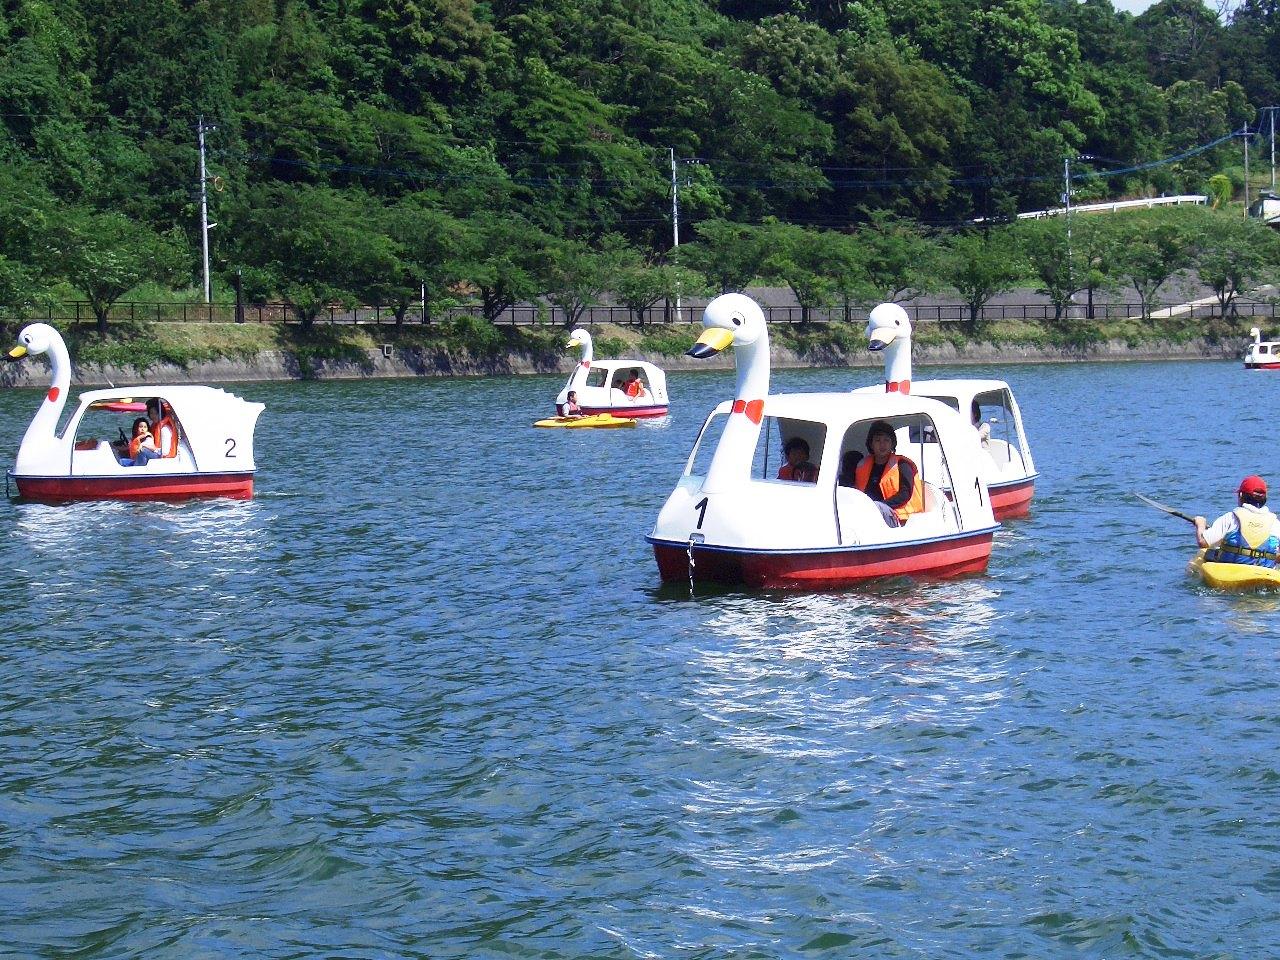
[1134, 491, 1197, 525]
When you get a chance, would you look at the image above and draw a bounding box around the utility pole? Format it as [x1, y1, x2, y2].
[1244, 121, 1251, 217]
[1270, 107, 1275, 193]
[670, 148, 681, 323]
[197, 117, 216, 304]
[1064, 156, 1072, 310]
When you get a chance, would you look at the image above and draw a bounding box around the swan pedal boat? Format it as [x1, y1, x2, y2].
[555, 328, 669, 418]
[1187, 550, 1280, 589]
[854, 304, 1037, 520]
[648, 294, 998, 590]
[533, 413, 637, 429]
[1243, 327, 1280, 369]
[6, 323, 264, 501]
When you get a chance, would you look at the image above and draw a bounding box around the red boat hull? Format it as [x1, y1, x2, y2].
[580, 404, 668, 419]
[1244, 361, 1280, 370]
[651, 529, 995, 590]
[11, 472, 255, 502]
[989, 477, 1035, 520]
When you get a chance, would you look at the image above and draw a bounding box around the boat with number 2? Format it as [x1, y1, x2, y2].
[6, 323, 265, 501]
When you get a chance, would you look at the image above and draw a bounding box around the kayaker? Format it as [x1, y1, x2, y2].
[852, 420, 924, 527]
[1195, 475, 1280, 567]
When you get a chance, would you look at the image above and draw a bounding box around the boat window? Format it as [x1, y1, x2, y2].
[686, 411, 729, 477]
[752, 416, 825, 482]
[1261, 345, 1271, 355]
[71, 404, 142, 460]
[839, 415, 945, 487]
[585, 368, 608, 388]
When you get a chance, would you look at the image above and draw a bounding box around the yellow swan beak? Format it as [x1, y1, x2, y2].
[7, 345, 27, 361]
[687, 328, 734, 359]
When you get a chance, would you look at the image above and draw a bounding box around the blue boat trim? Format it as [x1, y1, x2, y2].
[647, 524, 1000, 556]
[988, 472, 1038, 490]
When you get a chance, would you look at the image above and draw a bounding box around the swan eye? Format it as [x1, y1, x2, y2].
[732, 314, 743, 326]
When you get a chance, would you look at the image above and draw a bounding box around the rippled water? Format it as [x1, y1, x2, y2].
[1, 360, 1278, 958]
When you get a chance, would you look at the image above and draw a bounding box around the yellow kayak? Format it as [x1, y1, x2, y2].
[532, 414, 637, 429]
[1188, 550, 1280, 589]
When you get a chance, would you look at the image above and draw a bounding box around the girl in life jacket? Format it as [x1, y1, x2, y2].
[1196, 475, 1280, 567]
[146, 398, 180, 458]
[846, 420, 925, 527]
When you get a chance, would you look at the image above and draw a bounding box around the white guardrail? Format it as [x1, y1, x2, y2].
[1016, 195, 1207, 220]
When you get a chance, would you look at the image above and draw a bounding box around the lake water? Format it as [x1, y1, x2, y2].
[1, 359, 1278, 958]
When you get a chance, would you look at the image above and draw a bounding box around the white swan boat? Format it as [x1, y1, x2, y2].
[647, 294, 998, 589]
[853, 303, 1038, 520]
[5, 323, 264, 501]
[1244, 327, 1280, 369]
[554, 328, 669, 418]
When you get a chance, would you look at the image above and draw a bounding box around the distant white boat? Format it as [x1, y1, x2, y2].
[1244, 326, 1280, 369]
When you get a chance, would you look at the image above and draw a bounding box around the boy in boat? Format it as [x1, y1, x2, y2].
[777, 437, 818, 482]
[624, 370, 648, 399]
[1195, 475, 1280, 567]
[842, 420, 924, 527]
[562, 390, 583, 418]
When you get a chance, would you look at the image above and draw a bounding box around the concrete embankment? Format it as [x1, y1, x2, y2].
[0, 337, 1244, 389]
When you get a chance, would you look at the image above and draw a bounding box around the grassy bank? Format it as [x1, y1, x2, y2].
[0, 310, 1254, 380]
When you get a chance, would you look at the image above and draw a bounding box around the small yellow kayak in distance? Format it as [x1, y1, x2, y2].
[532, 413, 637, 429]
[1188, 550, 1280, 590]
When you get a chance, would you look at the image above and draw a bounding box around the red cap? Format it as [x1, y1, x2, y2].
[1239, 475, 1267, 497]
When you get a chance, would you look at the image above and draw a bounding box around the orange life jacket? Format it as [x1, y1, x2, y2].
[778, 461, 817, 482]
[128, 434, 149, 459]
[152, 415, 179, 457]
[625, 379, 642, 398]
[853, 453, 924, 522]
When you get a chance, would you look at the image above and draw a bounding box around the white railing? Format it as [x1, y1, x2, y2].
[1016, 195, 1208, 220]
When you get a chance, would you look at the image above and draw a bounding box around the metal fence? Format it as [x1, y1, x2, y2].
[11, 298, 1280, 328]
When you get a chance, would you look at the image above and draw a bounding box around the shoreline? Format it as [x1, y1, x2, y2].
[0, 337, 1244, 388]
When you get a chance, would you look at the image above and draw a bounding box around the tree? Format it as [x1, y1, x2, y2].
[1012, 217, 1075, 323]
[539, 235, 633, 328]
[681, 220, 773, 294]
[757, 220, 836, 323]
[1188, 207, 1280, 318]
[938, 231, 1026, 334]
[854, 211, 940, 303]
[384, 200, 466, 323]
[1108, 209, 1199, 317]
[458, 213, 551, 322]
[46, 207, 187, 334]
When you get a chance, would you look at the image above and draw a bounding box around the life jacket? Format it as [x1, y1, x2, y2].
[625, 379, 643, 398]
[127, 434, 149, 459]
[152, 415, 179, 457]
[1207, 507, 1280, 567]
[778, 461, 817, 482]
[853, 453, 925, 523]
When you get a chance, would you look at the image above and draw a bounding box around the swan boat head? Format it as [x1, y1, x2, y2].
[865, 302, 913, 394]
[567, 328, 593, 364]
[688, 293, 770, 402]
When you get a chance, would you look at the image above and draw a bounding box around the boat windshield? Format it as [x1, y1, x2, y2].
[685, 410, 729, 477]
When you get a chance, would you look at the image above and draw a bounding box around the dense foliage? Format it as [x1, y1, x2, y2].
[3, 0, 1280, 331]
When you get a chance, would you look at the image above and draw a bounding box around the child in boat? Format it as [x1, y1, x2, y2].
[848, 420, 924, 527]
[1195, 475, 1280, 566]
[777, 437, 818, 482]
[971, 400, 991, 447]
[562, 390, 583, 418]
[624, 370, 648, 399]
[123, 417, 164, 466]
[146, 398, 179, 458]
